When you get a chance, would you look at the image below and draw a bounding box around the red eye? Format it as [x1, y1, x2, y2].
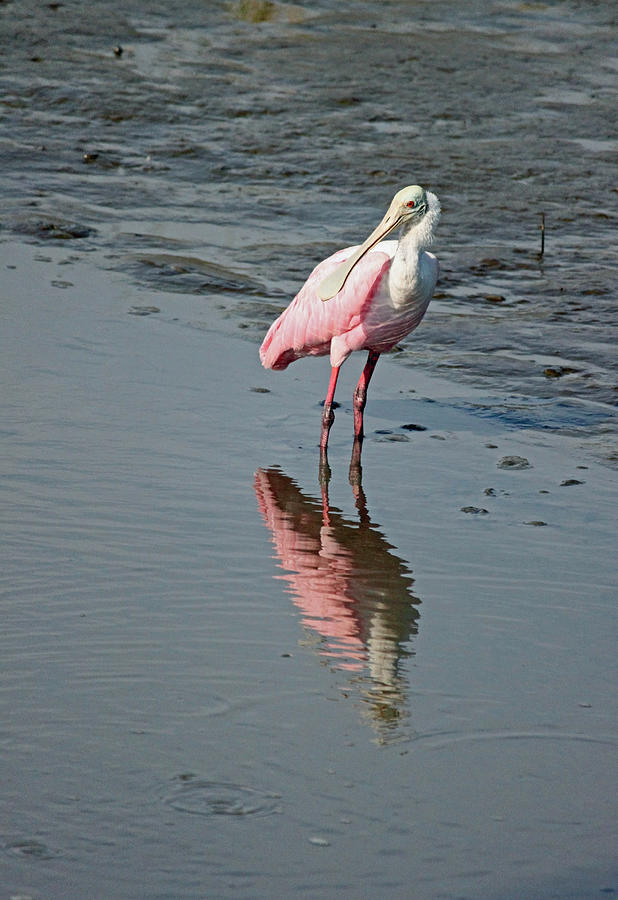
[406, 200, 415, 208]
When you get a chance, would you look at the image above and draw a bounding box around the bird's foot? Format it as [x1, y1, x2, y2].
[320, 403, 335, 452]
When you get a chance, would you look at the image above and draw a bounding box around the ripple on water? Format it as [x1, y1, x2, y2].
[416, 729, 617, 750]
[4, 838, 59, 860]
[163, 774, 282, 818]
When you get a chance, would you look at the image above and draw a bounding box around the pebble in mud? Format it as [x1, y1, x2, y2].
[497, 455, 532, 470]
[377, 434, 409, 442]
[401, 423, 427, 431]
[524, 520, 548, 526]
[543, 366, 579, 378]
[461, 506, 489, 515]
[128, 305, 160, 316]
[14, 220, 95, 240]
[560, 478, 585, 486]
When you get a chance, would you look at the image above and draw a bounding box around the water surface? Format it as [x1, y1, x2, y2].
[1, 2, 617, 897]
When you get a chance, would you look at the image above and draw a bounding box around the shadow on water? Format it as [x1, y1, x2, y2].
[254, 463, 421, 744]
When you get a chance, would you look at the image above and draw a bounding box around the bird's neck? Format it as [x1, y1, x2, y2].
[388, 239, 420, 308]
[398, 221, 425, 262]
[400, 196, 440, 253]
[388, 201, 439, 307]
[388, 224, 426, 291]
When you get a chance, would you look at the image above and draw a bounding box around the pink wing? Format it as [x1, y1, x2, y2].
[260, 247, 391, 370]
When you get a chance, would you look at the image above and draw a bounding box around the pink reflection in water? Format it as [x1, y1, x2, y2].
[254, 466, 422, 740]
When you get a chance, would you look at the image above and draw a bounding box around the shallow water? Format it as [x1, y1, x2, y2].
[1, 2, 617, 897]
[2, 240, 616, 898]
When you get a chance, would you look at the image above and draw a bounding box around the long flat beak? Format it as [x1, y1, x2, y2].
[318, 207, 403, 301]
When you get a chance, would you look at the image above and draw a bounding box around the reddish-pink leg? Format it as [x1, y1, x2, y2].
[353, 350, 380, 441]
[320, 365, 340, 452]
[350, 351, 380, 479]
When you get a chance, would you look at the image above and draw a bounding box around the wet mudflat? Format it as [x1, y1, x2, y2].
[1, 1, 617, 898]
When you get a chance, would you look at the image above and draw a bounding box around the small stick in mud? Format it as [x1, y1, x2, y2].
[538, 212, 545, 259]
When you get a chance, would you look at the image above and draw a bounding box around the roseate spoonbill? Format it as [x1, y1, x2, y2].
[259, 185, 440, 451]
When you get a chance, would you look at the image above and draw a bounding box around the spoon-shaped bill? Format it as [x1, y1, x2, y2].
[318, 208, 404, 301]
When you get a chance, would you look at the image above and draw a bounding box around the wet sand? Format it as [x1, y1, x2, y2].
[1, 240, 616, 898]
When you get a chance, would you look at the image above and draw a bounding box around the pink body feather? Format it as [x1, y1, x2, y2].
[260, 241, 438, 371]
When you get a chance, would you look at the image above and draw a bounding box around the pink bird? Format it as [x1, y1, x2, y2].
[260, 185, 441, 452]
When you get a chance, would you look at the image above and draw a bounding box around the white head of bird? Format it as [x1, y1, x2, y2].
[318, 185, 439, 301]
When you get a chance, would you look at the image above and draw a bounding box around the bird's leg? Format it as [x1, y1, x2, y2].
[349, 351, 380, 478]
[319, 463, 332, 525]
[349, 439, 363, 485]
[351, 479, 370, 525]
[318, 446, 332, 488]
[320, 365, 340, 452]
[353, 350, 380, 441]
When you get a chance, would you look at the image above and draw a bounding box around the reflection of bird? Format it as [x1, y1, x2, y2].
[254, 466, 421, 742]
[260, 186, 440, 451]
